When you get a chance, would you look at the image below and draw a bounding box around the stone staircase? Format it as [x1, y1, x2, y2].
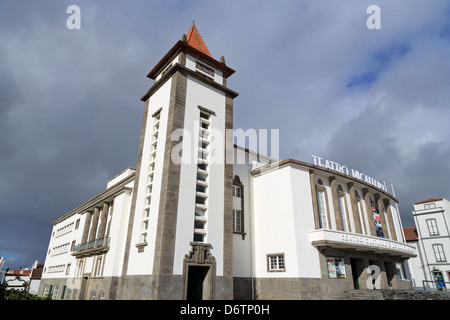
[333, 289, 450, 300]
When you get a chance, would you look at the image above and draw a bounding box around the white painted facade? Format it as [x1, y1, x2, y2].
[40, 169, 134, 298]
[408, 198, 450, 290]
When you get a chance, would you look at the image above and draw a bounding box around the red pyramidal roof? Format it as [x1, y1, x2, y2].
[145, 22, 235, 81]
[186, 22, 212, 57]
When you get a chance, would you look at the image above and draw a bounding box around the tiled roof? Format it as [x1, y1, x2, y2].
[145, 23, 235, 81]
[30, 264, 44, 279]
[186, 22, 212, 57]
[7, 269, 32, 275]
[403, 226, 419, 241]
[414, 198, 443, 205]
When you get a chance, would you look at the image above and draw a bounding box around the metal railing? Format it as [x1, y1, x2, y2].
[422, 280, 449, 292]
[73, 237, 110, 253]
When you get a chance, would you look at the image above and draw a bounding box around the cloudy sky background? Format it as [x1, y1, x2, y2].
[1, 0, 449, 270]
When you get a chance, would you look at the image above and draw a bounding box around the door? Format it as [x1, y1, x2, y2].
[186, 266, 209, 300]
[350, 259, 359, 289]
[433, 271, 446, 291]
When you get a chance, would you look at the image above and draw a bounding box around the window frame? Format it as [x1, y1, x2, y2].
[233, 210, 242, 233]
[316, 187, 328, 229]
[432, 243, 446, 262]
[267, 253, 286, 272]
[233, 186, 241, 198]
[426, 218, 439, 236]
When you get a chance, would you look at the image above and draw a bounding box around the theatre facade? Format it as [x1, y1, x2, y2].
[38, 23, 415, 300]
[236, 158, 416, 299]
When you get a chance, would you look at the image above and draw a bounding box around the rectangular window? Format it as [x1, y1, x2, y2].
[433, 244, 446, 262]
[426, 219, 439, 236]
[338, 194, 348, 232]
[52, 285, 59, 299]
[77, 260, 84, 277]
[196, 61, 214, 77]
[326, 256, 347, 279]
[396, 263, 405, 280]
[193, 233, 205, 242]
[43, 285, 49, 296]
[317, 189, 328, 229]
[194, 220, 206, 230]
[196, 196, 206, 205]
[95, 258, 102, 277]
[233, 210, 242, 232]
[424, 203, 436, 209]
[267, 253, 285, 272]
[233, 186, 241, 198]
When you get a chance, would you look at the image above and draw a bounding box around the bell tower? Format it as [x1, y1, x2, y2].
[122, 22, 238, 299]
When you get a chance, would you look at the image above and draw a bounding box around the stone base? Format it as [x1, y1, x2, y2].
[38, 274, 233, 300]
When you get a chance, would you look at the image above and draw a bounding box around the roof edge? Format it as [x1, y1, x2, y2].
[414, 198, 443, 205]
[252, 158, 399, 202]
[146, 41, 235, 80]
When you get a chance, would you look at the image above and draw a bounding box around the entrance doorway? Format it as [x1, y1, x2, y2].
[350, 259, 360, 289]
[183, 243, 216, 300]
[433, 271, 446, 291]
[186, 266, 210, 300]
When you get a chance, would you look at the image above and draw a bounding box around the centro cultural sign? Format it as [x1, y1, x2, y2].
[311, 155, 388, 192]
[340, 233, 416, 256]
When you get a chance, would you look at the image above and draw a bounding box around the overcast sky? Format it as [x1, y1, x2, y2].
[1, 0, 449, 270]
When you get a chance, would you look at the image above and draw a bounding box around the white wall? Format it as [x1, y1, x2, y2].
[126, 78, 172, 275]
[185, 54, 224, 85]
[102, 185, 133, 277]
[41, 213, 84, 280]
[412, 199, 450, 285]
[252, 165, 321, 278]
[172, 75, 226, 275]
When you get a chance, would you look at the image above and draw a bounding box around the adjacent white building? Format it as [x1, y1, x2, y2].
[406, 198, 450, 291]
[38, 23, 416, 300]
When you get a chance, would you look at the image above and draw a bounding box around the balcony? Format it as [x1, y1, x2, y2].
[72, 237, 110, 258]
[309, 229, 416, 258]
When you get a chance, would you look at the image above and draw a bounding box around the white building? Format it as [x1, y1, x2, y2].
[38, 23, 416, 300]
[406, 198, 450, 291]
[0, 257, 5, 284]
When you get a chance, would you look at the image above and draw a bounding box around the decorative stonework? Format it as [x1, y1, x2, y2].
[135, 242, 147, 253]
[184, 242, 216, 265]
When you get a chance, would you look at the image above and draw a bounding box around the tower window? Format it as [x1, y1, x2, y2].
[200, 111, 210, 120]
[195, 61, 214, 77]
[426, 218, 439, 236]
[432, 244, 446, 262]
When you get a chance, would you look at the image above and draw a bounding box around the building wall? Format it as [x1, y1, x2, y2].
[252, 165, 321, 279]
[247, 160, 414, 298]
[172, 74, 227, 276]
[38, 177, 133, 299]
[412, 199, 450, 289]
[126, 78, 171, 276]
